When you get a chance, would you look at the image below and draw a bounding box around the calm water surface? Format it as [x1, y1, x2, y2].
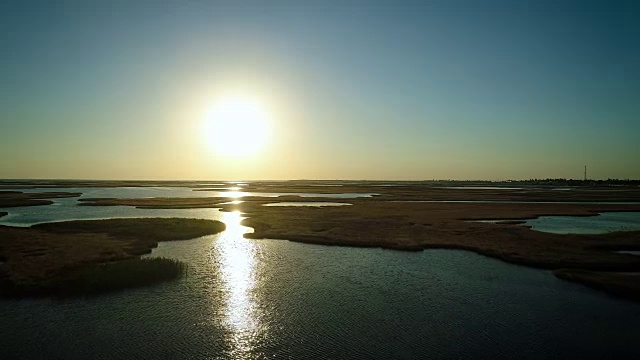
[0, 187, 368, 226]
[526, 212, 640, 234]
[617, 251, 640, 256]
[263, 202, 352, 207]
[1, 188, 639, 359]
[472, 212, 640, 234]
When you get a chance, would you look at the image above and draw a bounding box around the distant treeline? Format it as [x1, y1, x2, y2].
[506, 179, 640, 186]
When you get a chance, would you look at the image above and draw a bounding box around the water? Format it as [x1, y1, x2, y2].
[196, 190, 378, 198]
[442, 186, 524, 190]
[0, 187, 369, 227]
[1, 188, 640, 358]
[3, 186, 214, 198]
[526, 212, 640, 234]
[0, 197, 221, 227]
[471, 212, 640, 234]
[3, 186, 377, 199]
[263, 202, 352, 207]
[474, 219, 525, 224]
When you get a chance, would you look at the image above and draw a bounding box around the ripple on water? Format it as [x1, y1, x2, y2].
[3, 232, 640, 359]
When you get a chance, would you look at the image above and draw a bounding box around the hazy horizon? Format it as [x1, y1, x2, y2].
[2, 0, 639, 180]
[0, 176, 634, 182]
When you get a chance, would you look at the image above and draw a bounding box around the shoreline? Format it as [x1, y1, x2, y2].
[0, 218, 225, 297]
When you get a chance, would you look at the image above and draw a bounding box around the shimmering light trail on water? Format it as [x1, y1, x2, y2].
[214, 211, 261, 358]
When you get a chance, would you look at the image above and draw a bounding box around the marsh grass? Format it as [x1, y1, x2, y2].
[0, 257, 186, 297]
[554, 269, 640, 302]
[0, 218, 224, 297]
[0, 191, 81, 207]
[33, 217, 225, 242]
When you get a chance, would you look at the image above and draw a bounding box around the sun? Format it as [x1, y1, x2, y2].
[205, 95, 271, 157]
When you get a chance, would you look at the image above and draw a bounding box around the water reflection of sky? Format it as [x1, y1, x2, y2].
[3, 187, 377, 199]
[525, 212, 640, 234]
[472, 212, 640, 234]
[207, 190, 376, 198]
[0, 198, 222, 227]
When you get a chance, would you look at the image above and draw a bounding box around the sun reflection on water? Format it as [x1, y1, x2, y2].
[214, 210, 261, 358]
[222, 190, 250, 198]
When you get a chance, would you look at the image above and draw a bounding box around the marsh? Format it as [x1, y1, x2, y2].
[1, 181, 640, 358]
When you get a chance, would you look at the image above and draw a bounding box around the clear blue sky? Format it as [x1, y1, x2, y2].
[1, 0, 639, 180]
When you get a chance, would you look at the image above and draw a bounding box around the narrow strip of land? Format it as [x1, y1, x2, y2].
[0, 191, 81, 207]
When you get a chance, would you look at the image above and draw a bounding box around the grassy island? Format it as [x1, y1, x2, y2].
[0, 258, 186, 297]
[554, 269, 640, 302]
[0, 218, 225, 297]
[0, 191, 81, 207]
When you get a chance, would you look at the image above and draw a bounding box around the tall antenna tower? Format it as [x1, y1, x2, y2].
[584, 165, 587, 181]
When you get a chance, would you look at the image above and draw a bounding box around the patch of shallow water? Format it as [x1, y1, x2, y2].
[617, 251, 640, 256]
[442, 186, 523, 190]
[472, 212, 640, 234]
[0, 187, 373, 226]
[202, 191, 377, 198]
[0, 196, 222, 227]
[3, 186, 217, 199]
[473, 219, 526, 224]
[526, 212, 640, 234]
[263, 202, 351, 207]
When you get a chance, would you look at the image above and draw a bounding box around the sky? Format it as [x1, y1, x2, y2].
[1, 0, 639, 180]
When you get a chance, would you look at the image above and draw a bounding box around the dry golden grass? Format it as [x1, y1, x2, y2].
[0, 218, 225, 297]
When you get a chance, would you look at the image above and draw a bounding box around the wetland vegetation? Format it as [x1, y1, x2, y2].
[3, 180, 640, 301]
[0, 217, 224, 297]
[0, 190, 81, 207]
[64, 181, 640, 301]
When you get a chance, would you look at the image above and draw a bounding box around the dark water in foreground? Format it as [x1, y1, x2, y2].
[1, 212, 640, 359]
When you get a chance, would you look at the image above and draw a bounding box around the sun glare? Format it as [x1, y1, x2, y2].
[205, 95, 271, 157]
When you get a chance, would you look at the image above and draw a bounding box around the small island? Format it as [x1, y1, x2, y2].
[0, 190, 81, 207]
[0, 218, 225, 297]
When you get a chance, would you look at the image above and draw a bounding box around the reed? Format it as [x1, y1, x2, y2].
[0, 257, 187, 297]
